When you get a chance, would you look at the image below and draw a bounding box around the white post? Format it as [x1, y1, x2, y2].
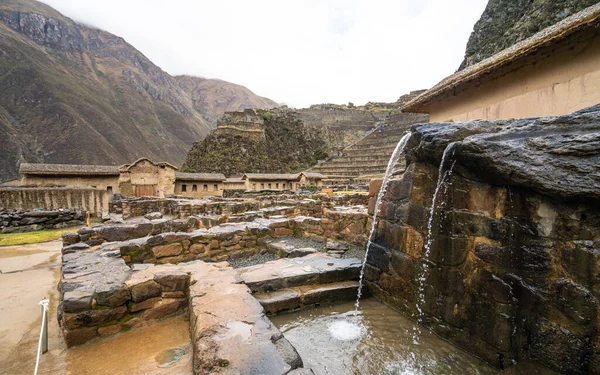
[34, 297, 49, 375]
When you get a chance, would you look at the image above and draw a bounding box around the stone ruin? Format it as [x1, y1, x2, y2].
[57, 193, 371, 374]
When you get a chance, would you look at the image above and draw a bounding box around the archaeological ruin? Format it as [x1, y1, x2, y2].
[2, 2, 600, 375]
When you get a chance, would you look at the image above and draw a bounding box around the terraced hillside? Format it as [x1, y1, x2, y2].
[308, 93, 428, 186]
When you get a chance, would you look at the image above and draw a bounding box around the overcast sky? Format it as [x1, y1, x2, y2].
[41, 0, 488, 108]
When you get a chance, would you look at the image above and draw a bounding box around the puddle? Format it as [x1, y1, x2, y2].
[155, 346, 189, 368]
[217, 320, 253, 341]
[270, 298, 497, 375]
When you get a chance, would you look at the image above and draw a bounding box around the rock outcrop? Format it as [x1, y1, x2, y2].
[183, 108, 330, 176]
[459, 0, 598, 69]
[367, 106, 600, 373]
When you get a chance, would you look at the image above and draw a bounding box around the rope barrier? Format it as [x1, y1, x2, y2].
[34, 297, 49, 375]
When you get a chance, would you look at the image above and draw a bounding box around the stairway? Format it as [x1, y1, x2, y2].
[308, 100, 429, 186]
[238, 253, 362, 314]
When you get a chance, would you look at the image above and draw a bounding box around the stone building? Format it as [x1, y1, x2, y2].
[118, 158, 178, 198]
[298, 172, 325, 188]
[402, 4, 600, 121]
[20, 163, 120, 194]
[223, 177, 246, 190]
[18, 159, 224, 198]
[174, 172, 227, 197]
[241, 174, 301, 191]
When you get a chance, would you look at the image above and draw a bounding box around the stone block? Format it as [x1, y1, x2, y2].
[63, 306, 127, 330]
[130, 280, 162, 302]
[130, 297, 161, 312]
[98, 225, 136, 242]
[152, 243, 183, 258]
[273, 227, 293, 237]
[154, 271, 189, 292]
[94, 285, 131, 307]
[63, 291, 92, 313]
[62, 232, 80, 245]
[131, 221, 153, 238]
[141, 298, 186, 320]
[189, 243, 205, 254]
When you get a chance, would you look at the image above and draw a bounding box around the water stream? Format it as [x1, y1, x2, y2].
[354, 132, 412, 315]
[412, 143, 456, 344]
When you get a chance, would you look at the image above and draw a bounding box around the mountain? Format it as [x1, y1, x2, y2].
[175, 75, 278, 125]
[459, 0, 598, 70]
[0, 0, 277, 181]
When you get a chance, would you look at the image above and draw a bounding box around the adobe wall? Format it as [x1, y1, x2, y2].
[0, 187, 107, 216]
[174, 181, 223, 197]
[21, 175, 119, 194]
[428, 34, 600, 121]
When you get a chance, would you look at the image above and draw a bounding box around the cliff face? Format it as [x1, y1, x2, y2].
[0, 0, 277, 181]
[183, 108, 330, 176]
[459, 0, 598, 69]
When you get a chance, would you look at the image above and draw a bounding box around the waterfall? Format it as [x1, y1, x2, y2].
[354, 132, 412, 315]
[412, 142, 456, 344]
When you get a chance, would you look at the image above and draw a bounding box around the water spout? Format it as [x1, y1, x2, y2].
[413, 142, 456, 344]
[354, 132, 412, 315]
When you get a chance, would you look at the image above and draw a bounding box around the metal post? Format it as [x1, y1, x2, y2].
[41, 298, 48, 354]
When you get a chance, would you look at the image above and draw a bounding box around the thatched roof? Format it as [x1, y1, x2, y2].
[19, 163, 119, 176]
[402, 3, 600, 113]
[300, 172, 325, 179]
[241, 173, 301, 181]
[175, 172, 226, 182]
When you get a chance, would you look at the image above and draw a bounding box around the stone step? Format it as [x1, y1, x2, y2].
[238, 253, 362, 293]
[254, 281, 360, 314]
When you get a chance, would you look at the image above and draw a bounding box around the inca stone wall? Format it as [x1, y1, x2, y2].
[366, 106, 600, 373]
[0, 187, 107, 216]
[0, 209, 84, 233]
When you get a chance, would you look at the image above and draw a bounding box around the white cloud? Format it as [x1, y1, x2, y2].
[40, 0, 488, 108]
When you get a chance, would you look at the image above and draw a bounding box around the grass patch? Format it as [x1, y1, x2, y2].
[0, 227, 81, 247]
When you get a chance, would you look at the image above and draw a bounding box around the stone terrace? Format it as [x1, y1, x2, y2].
[58, 194, 372, 374]
[308, 111, 427, 186]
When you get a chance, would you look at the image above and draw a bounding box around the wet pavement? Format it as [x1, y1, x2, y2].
[0, 239, 191, 375]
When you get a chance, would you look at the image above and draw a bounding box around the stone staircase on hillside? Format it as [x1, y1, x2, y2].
[308, 123, 410, 186]
[307, 90, 429, 187]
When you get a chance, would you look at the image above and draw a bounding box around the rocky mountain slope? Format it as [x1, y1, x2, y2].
[182, 97, 418, 177]
[0, 0, 276, 181]
[459, 0, 598, 69]
[175, 75, 278, 125]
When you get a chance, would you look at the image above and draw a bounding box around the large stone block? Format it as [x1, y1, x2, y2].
[63, 306, 127, 330]
[130, 280, 162, 302]
[154, 271, 189, 292]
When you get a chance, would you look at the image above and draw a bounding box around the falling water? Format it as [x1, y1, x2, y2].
[412, 142, 457, 344]
[354, 132, 412, 315]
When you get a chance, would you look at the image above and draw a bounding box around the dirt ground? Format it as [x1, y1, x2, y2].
[0, 240, 192, 375]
